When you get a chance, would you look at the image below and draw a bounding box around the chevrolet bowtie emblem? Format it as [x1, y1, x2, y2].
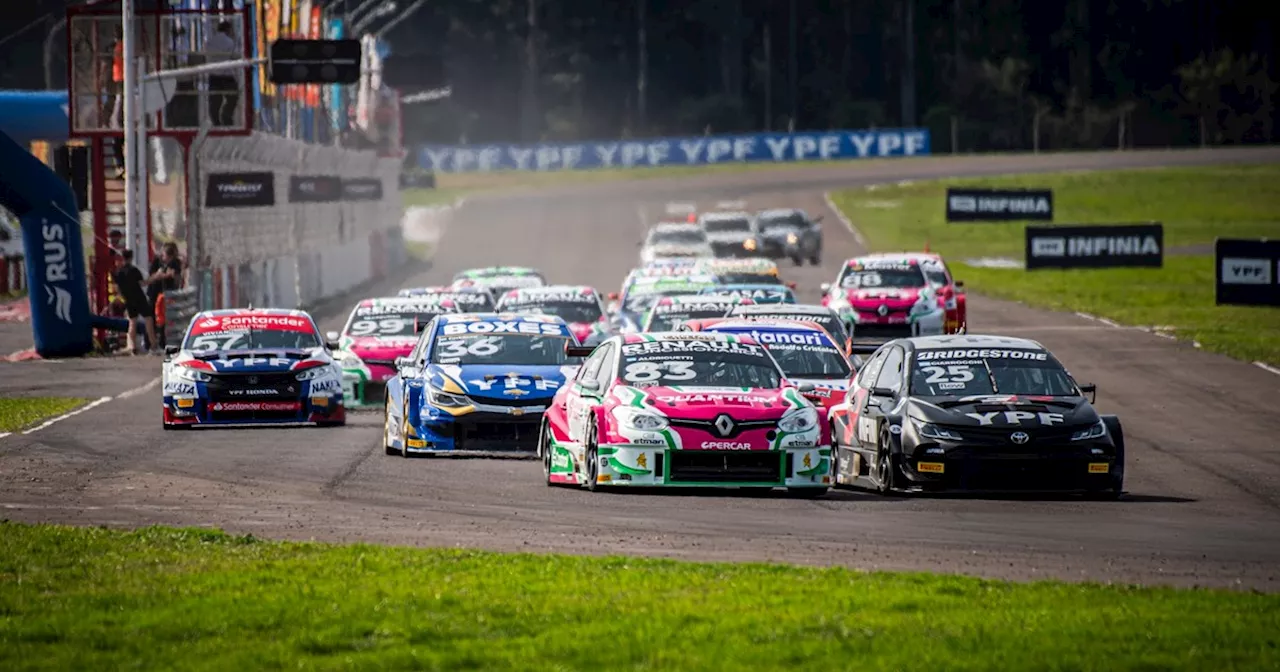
[510, 408, 525, 416]
[504, 388, 529, 396]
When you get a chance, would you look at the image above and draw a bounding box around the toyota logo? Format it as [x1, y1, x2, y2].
[1010, 431, 1030, 445]
[877, 304, 889, 316]
[713, 414, 735, 437]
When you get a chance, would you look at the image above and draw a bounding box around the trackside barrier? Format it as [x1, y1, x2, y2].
[163, 287, 198, 345]
[3, 256, 26, 295]
[196, 132, 403, 312]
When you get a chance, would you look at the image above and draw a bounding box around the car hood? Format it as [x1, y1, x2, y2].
[346, 335, 419, 362]
[628, 385, 808, 421]
[177, 348, 331, 373]
[910, 395, 1099, 429]
[427, 363, 574, 404]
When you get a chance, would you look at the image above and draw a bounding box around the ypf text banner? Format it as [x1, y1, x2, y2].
[416, 128, 931, 173]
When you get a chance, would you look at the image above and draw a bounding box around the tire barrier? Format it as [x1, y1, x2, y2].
[163, 287, 198, 346]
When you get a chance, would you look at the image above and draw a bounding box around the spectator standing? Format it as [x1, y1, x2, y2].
[111, 249, 158, 355]
[146, 242, 184, 347]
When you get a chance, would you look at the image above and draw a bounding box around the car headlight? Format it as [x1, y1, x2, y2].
[743, 238, 757, 251]
[913, 418, 963, 442]
[296, 366, 333, 381]
[778, 407, 818, 433]
[1071, 420, 1107, 441]
[427, 383, 471, 408]
[339, 353, 363, 369]
[616, 407, 669, 431]
[786, 233, 799, 245]
[174, 366, 211, 382]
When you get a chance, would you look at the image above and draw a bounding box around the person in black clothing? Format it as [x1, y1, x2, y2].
[112, 249, 158, 354]
[146, 242, 184, 348]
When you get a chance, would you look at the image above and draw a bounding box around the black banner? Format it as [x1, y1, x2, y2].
[1216, 239, 1280, 306]
[399, 172, 436, 190]
[342, 178, 384, 201]
[289, 175, 343, 203]
[947, 187, 1053, 222]
[1025, 223, 1163, 270]
[206, 172, 275, 208]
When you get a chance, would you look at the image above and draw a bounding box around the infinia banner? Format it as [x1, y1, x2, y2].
[417, 128, 931, 173]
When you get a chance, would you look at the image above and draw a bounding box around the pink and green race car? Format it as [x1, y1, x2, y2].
[539, 332, 831, 495]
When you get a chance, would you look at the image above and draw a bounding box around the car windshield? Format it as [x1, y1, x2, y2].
[622, 286, 707, 313]
[185, 319, 320, 353]
[430, 333, 571, 366]
[405, 291, 495, 312]
[650, 229, 706, 245]
[502, 300, 603, 324]
[700, 287, 794, 303]
[619, 340, 781, 388]
[758, 213, 806, 230]
[921, 265, 950, 286]
[343, 305, 456, 338]
[702, 218, 751, 233]
[716, 272, 780, 285]
[909, 348, 1079, 396]
[839, 266, 926, 289]
[762, 341, 849, 379]
[645, 305, 737, 331]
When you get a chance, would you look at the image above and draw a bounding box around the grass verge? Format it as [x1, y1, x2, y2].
[830, 164, 1280, 365]
[0, 397, 90, 433]
[1, 523, 1277, 671]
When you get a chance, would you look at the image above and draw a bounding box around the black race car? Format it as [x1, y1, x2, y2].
[829, 334, 1124, 497]
[755, 208, 823, 266]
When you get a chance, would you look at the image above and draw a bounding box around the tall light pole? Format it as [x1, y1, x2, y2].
[901, 0, 916, 126]
[521, 0, 539, 142]
[122, 0, 147, 268]
[637, 0, 647, 135]
[787, 0, 797, 131]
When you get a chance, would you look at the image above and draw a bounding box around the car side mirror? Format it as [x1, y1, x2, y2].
[870, 386, 895, 398]
[1079, 383, 1097, 404]
[786, 281, 797, 289]
[325, 340, 340, 351]
[394, 356, 410, 369]
[579, 378, 602, 394]
[797, 383, 816, 393]
[608, 292, 619, 300]
[325, 330, 339, 341]
[164, 345, 179, 357]
[955, 280, 965, 289]
[820, 282, 831, 293]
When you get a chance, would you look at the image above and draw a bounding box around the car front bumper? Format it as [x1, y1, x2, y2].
[551, 443, 832, 488]
[163, 392, 345, 426]
[900, 441, 1121, 492]
[406, 402, 548, 453]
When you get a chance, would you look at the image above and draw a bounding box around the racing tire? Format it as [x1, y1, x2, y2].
[874, 427, 899, 495]
[585, 421, 603, 492]
[809, 253, 821, 266]
[1093, 416, 1127, 500]
[383, 396, 399, 456]
[539, 421, 555, 487]
[399, 399, 413, 458]
[829, 423, 843, 487]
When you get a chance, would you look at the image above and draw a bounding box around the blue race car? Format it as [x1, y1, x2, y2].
[382, 312, 581, 455]
[697, 283, 797, 304]
[161, 308, 345, 428]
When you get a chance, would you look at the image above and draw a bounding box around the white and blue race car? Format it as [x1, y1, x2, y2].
[161, 308, 345, 428]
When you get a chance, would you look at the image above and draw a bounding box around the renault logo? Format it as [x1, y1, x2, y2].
[1010, 431, 1030, 445]
[877, 304, 889, 316]
[713, 414, 735, 437]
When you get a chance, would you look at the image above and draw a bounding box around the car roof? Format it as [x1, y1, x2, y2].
[698, 210, 752, 220]
[504, 284, 594, 297]
[905, 334, 1047, 351]
[697, 258, 779, 271]
[859, 251, 945, 264]
[703, 283, 792, 291]
[438, 312, 568, 325]
[661, 294, 749, 306]
[698, 318, 826, 332]
[199, 308, 310, 318]
[755, 208, 804, 218]
[650, 223, 702, 234]
[621, 331, 759, 346]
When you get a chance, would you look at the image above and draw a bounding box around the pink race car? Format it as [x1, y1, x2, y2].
[495, 284, 612, 347]
[538, 332, 831, 495]
[821, 255, 948, 342]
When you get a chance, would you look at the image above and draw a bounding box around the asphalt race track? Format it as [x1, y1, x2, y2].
[3, 148, 1280, 590]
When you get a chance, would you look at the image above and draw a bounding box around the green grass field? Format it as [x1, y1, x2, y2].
[0, 523, 1276, 671]
[0, 397, 90, 433]
[830, 164, 1280, 365]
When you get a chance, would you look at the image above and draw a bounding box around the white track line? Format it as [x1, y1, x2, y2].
[821, 191, 868, 248]
[4, 376, 161, 440]
[21, 397, 111, 435]
[1254, 361, 1280, 376]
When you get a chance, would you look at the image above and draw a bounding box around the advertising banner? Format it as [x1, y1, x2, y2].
[1025, 223, 1163, 270]
[1215, 238, 1280, 306]
[947, 188, 1054, 222]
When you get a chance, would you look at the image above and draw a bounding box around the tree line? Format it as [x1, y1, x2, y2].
[397, 0, 1276, 151]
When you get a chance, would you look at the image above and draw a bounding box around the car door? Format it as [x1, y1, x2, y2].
[855, 345, 905, 452]
[832, 347, 888, 447]
[566, 343, 611, 442]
